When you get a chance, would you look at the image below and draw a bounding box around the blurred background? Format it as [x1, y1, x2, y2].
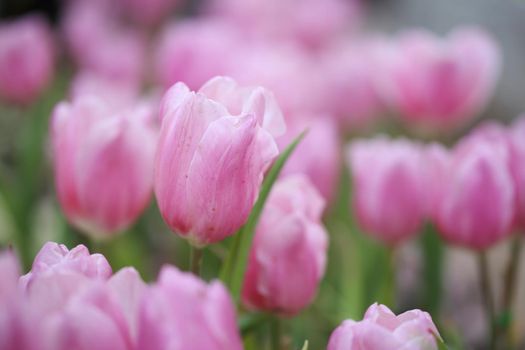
[0, 0, 524, 349]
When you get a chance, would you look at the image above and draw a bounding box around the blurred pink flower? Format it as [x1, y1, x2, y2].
[328, 303, 441, 350]
[51, 96, 157, 238]
[510, 116, 525, 228]
[137, 265, 243, 350]
[316, 39, 384, 128]
[153, 20, 243, 90]
[0, 15, 54, 105]
[229, 43, 321, 117]
[63, 1, 146, 88]
[155, 76, 283, 245]
[20, 242, 112, 290]
[278, 116, 340, 201]
[242, 175, 328, 315]
[432, 134, 514, 250]
[379, 27, 500, 131]
[347, 136, 428, 245]
[206, 0, 360, 49]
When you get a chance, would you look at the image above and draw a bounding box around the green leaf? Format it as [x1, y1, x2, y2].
[437, 339, 449, 350]
[301, 340, 309, 350]
[219, 131, 306, 301]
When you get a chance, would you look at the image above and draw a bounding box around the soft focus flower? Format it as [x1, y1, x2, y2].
[316, 39, 383, 128]
[206, 0, 360, 50]
[62, 1, 146, 89]
[228, 43, 320, 117]
[327, 303, 441, 350]
[242, 175, 328, 315]
[1, 243, 140, 350]
[347, 136, 427, 245]
[155, 76, 284, 245]
[510, 116, 525, 228]
[51, 96, 157, 238]
[379, 27, 500, 130]
[137, 265, 243, 350]
[432, 134, 515, 249]
[19, 242, 112, 290]
[278, 116, 340, 201]
[0, 15, 54, 105]
[154, 20, 243, 90]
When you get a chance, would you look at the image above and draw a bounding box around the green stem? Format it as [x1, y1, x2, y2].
[421, 225, 443, 315]
[478, 251, 496, 350]
[502, 236, 522, 345]
[190, 245, 204, 276]
[270, 317, 282, 350]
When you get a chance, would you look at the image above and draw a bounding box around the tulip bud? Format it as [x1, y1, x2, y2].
[328, 303, 441, 350]
[347, 136, 427, 245]
[242, 175, 328, 315]
[380, 27, 500, 130]
[20, 242, 112, 290]
[433, 136, 515, 249]
[51, 96, 157, 238]
[0, 15, 54, 105]
[155, 76, 283, 245]
[137, 265, 243, 350]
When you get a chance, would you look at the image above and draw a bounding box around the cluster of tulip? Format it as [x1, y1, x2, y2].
[0, 0, 522, 348]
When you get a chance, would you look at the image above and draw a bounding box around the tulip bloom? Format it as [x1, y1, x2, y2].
[347, 136, 427, 245]
[242, 175, 328, 315]
[62, 1, 145, 89]
[155, 76, 284, 245]
[20, 242, 112, 290]
[509, 116, 525, 228]
[0, 15, 54, 105]
[51, 96, 157, 238]
[154, 20, 243, 90]
[317, 39, 383, 128]
[137, 266, 243, 350]
[380, 27, 500, 130]
[432, 136, 515, 249]
[328, 303, 441, 350]
[278, 116, 340, 201]
[206, 0, 360, 50]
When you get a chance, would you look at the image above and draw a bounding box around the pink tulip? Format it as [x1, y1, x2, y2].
[278, 116, 340, 201]
[63, 1, 145, 89]
[510, 116, 525, 228]
[347, 136, 427, 245]
[380, 27, 500, 130]
[51, 96, 157, 238]
[327, 303, 441, 350]
[316, 39, 383, 128]
[206, 0, 360, 49]
[20, 242, 112, 290]
[155, 76, 283, 245]
[432, 135, 514, 249]
[0, 15, 54, 105]
[154, 20, 243, 90]
[228, 43, 321, 116]
[242, 175, 328, 315]
[137, 265, 243, 350]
